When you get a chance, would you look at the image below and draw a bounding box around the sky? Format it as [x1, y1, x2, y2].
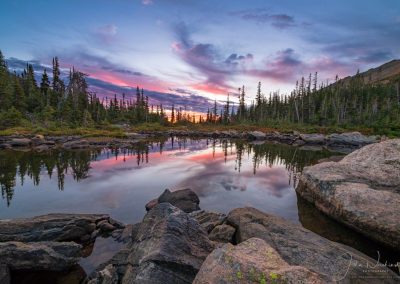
[1, 0, 399, 112]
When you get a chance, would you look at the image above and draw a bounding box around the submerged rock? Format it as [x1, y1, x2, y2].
[145, 188, 200, 213]
[0, 213, 123, 244]
[193, 238, 323, 284]
[0, 241, 81, 271]
[226, 207, 399, 282]
[296, 139, 400, 250]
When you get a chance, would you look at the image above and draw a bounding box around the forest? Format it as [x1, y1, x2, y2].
[1, 50, 400, 136]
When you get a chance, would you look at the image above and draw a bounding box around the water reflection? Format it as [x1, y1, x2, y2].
[0, 138, 334, 209]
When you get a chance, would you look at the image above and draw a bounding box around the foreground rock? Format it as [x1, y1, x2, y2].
[0, 213, 124, 244]
[188, 210, 226, 233]
[145, 188, 200, 213]
[0, 241, 82, 271]
[193, 238, 323, 284]
[296, 139, 400, 250]
[90, 203, 214, 284]
[208, 224, 235, 243]
[226, 207, 399, 283]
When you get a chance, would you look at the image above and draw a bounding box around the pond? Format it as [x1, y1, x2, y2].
[1, 137, 397, 280]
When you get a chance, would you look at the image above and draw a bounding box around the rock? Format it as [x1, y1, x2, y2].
[146, 188, 200, 213]
[0, 265, 10, 284]
[98, 219, 116, 232]
[291, 139, 306, 146]
[247, 131, 266, 140]
[226, 207, 399, 282]
[122, 203, 214, 283]
[188, 210, 226, 233]
[62, 139, 90, 149]
[10, 138, 31, 147]
[299, 133, 326, 144]
[208, 224, 235, 243]
[326, 132, 378, 147]
[193, 238, 323, 284]
[88, 249, 131, 283]
[125, 132, 148, 139]
[0, 213, 119, 244]
[34, 144, 50, 151]
[296, 139, 400, 250]
[0, 241, 81, 271]
[0, 143, 11, 150]
[31, 135, 46, 146]
[88, 264, 119, 284]
[144, 198, 158, 211]
[317, 155, 344, 163]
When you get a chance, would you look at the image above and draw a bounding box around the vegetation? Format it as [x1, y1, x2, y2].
[1, 49, 399, 136]
[0, 50, 168, 131]
[204, 74, 400, 136]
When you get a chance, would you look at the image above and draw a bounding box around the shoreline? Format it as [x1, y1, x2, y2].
[0, 130, 381, 153]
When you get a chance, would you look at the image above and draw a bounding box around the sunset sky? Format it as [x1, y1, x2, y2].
[1, 0, 399, 112]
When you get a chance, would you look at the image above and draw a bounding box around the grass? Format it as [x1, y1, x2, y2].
[0, 122, 398, 137]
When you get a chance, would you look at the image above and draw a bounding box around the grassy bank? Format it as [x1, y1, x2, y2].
[1, 122, 397, 138]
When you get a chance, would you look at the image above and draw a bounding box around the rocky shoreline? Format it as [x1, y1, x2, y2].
[1, 185, 399, 283]
[296, 138, 400, 251]
[0, 130, 381, 153]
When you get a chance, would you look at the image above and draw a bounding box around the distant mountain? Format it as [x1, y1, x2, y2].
[342, 59, 400, 85]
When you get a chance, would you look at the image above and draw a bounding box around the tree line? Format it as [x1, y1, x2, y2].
[0, 50, 168, 129]
[1, 49, 400, 134]
[203, 73, 400, 135]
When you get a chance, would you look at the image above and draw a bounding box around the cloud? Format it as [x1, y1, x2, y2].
[95, 24, 117, 43]
[87, 77, 215, 112]
[172, 22, 253, 94]
[231, 9, 296, 29]
[142, 0, 153, 5]
[247, 48, 304, 82]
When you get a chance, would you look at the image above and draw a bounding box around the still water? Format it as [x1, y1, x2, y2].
[0, 137, 333, 223]
[1, 137, 397, 278]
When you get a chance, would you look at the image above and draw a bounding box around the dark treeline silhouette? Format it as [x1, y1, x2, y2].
[203, 72, 400, 135]
[1, 49, 399, 134]
[0, 138, 334, 206]
[0, 50, 167, 129]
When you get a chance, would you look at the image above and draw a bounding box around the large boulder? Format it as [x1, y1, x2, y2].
[296, 139, 400, 250]
[123, 203, 214, 283]
[0, 213, 123, 244]
[145, 188, 200, 213]
[226, 207, 399, 283]
[0, 241, 81, 271]
[90, 203, 214, 284]
[326, 132, 378, 147]
[193, 238, 323, 284]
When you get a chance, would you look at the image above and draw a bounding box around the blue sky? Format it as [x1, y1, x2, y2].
[1, 0, 399, 112]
